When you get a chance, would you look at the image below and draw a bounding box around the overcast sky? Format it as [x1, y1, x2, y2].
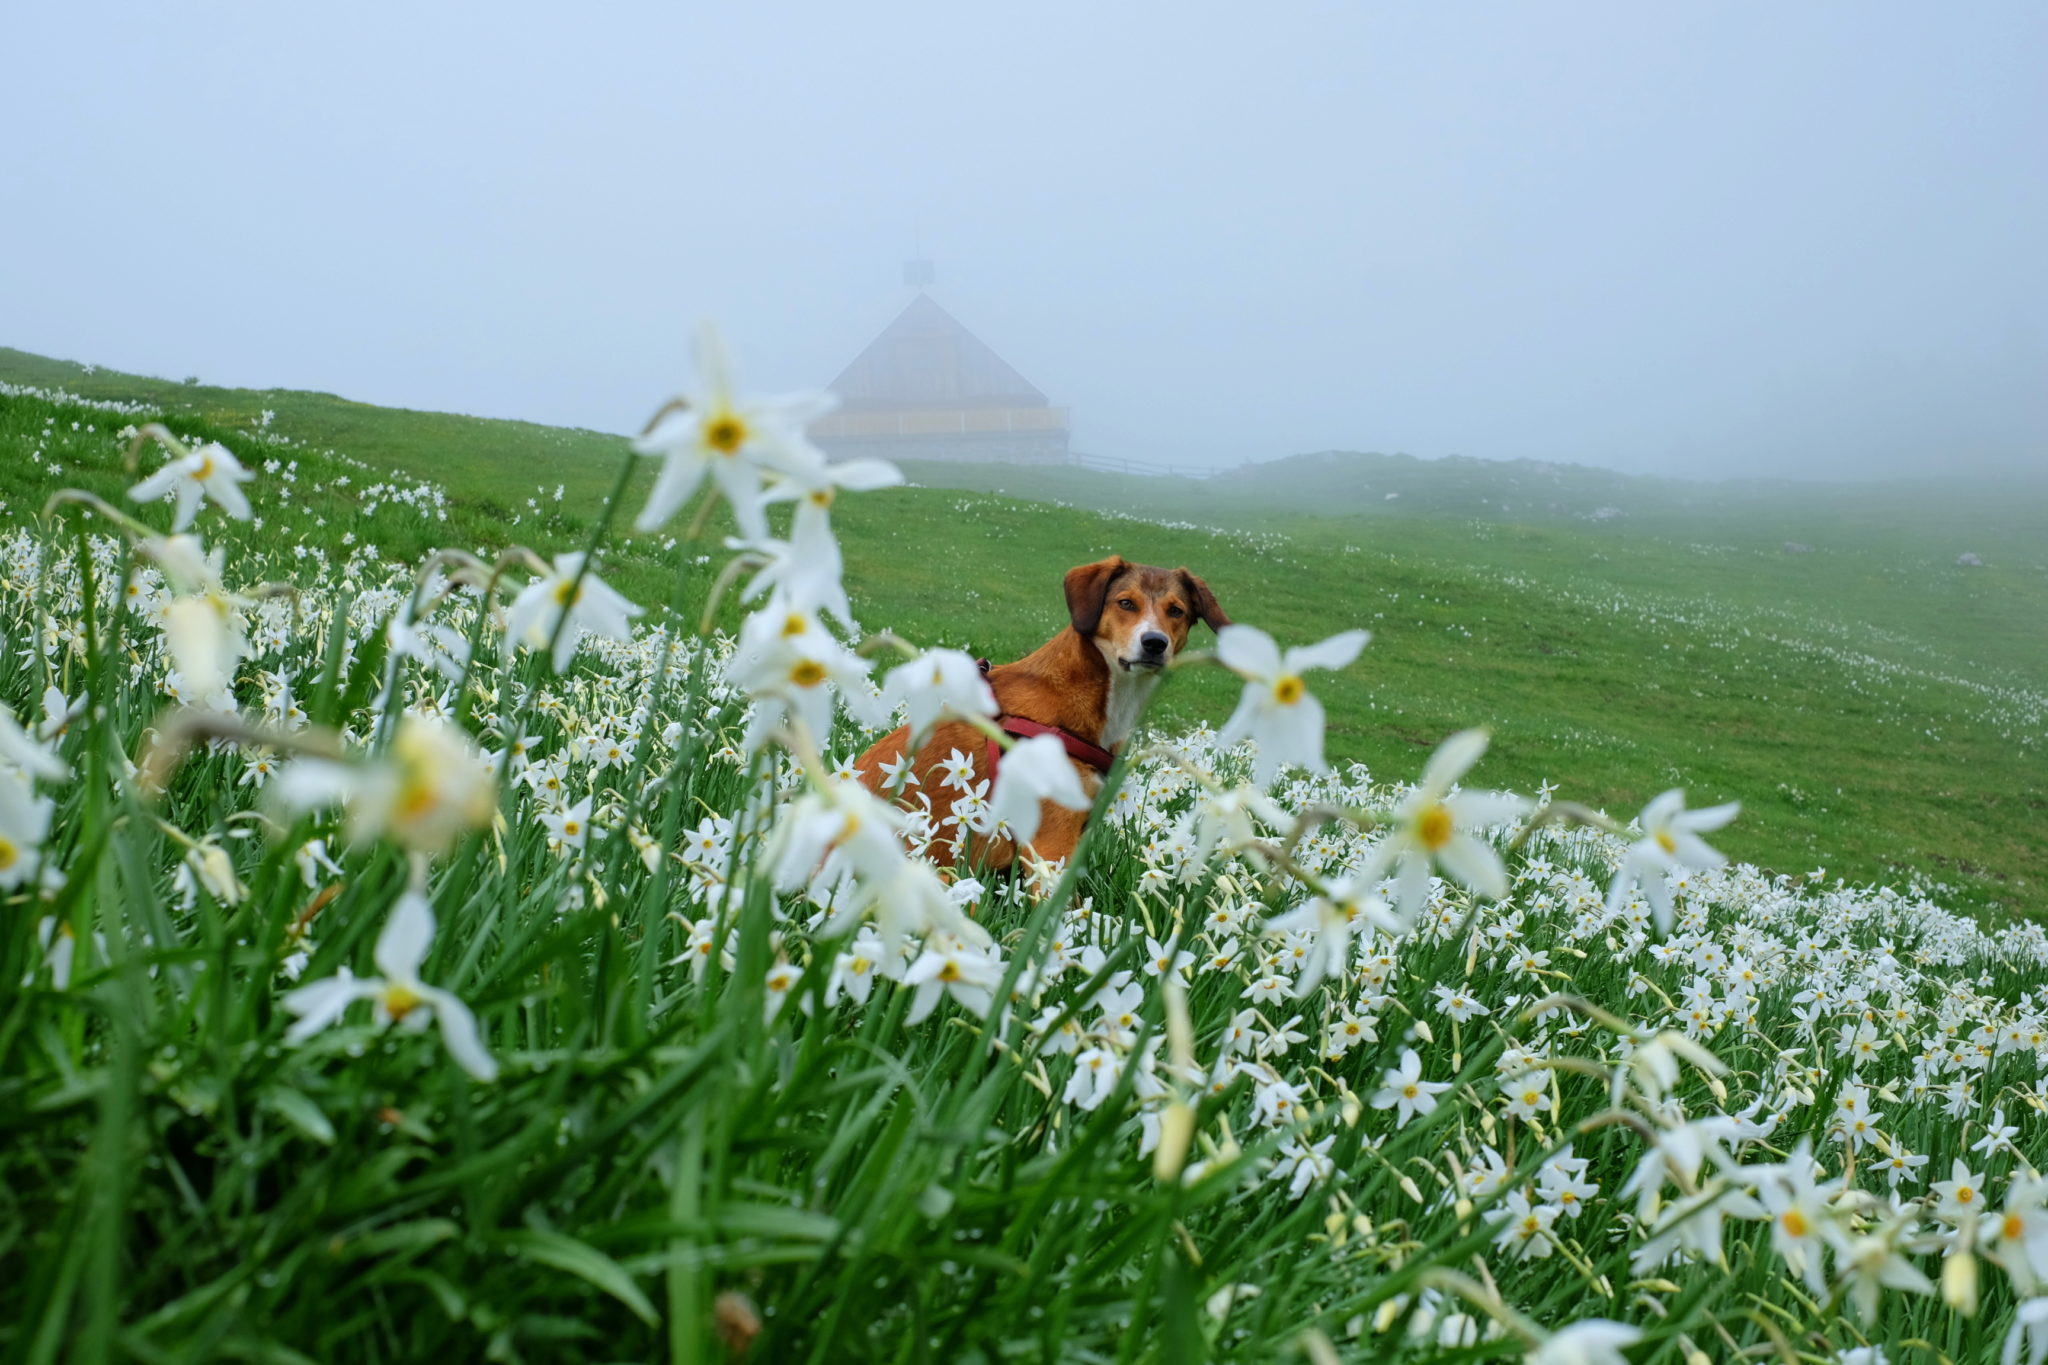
[6, 2, 2044, 479]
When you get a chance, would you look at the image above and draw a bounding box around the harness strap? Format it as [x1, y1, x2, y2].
[983, 716, 1115, 785]
[973, 656, 1115, 783]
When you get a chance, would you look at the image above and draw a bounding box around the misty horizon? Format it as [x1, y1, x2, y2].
[5, 2, 2043, 484]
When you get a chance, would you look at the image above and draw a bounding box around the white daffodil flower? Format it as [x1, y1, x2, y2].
[1606, 788, 1741, 934]
[505, 552, 644, 674]
[1526, 1320, 1643, 1365]
[762, 962, 805, 1024]
[140, 533, 227, 597]
[2004, 1299, 2048, 1365]
[1370, 1048, 1451, 1128]
[901, 934, 1004, 1024]
[281, 888, 498, 1082]
[1933, 1157, 1988, 1226]
[1618, 1027, 1728, 1102]
[880, 649, 998, 750]
[770, 783, 910, 896]
[135, 532, 246, 696]
[37, 686, 86, 744]
[0, 702, 68, 783]
[732, 454, 903, 628]
[273, 716, 497, 856]
[1214, 624, 1369, 788]
[988, 733, 1091, 848]
[177, 840, 247, 907]
[1758, 1141, 1846, 1296]
[768, 785, 987, 949]
[1187, 784, 1289, 865]
[33, 917, 84, 989]
[294, 837, 342, 889]
[1264, 877, 1397, 998]
[0, 769, 55, 890]
[540, 795, 594, 853]
[389, 610, 473, 685]
[128, 440, 255, 530]
[1359, 729, 1530, 928]
[870, 859, 988, 952]
[1984, 1176, 2048, 1295]
[631, 321, 836, 538]
[1839, 1229, 1935, 1320]
[161, 593, 246, 698]
[1273, 1134, 1337, 1201]
[726, 596, 885, 753]
[1629, 1183, 1762, 1275]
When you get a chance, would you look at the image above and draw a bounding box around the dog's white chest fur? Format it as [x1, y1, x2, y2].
[1100, 664, 1160, 750]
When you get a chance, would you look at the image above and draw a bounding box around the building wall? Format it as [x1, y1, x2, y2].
[812, 406, 1071, 464]
[814, 428, 1070, 466]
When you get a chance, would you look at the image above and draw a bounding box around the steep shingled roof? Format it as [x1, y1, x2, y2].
[828, 294, 1049, 411]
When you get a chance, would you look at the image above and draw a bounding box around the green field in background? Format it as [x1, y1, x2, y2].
[3, 345, 2041, 916]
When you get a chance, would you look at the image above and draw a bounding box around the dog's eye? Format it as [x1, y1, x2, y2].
[1117, 598, 1136, 611]
[1167, 605, 1185, 618]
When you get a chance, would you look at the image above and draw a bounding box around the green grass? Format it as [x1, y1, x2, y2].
[7, 346, 2048, 1363]
[3, 346, 2041, 918]
[8, 347, 2039, 916]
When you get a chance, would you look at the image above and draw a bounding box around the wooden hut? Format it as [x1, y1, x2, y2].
[810, 293, 1070, 465]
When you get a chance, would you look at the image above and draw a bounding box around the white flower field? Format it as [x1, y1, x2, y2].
[4, 337, 2046, 1365]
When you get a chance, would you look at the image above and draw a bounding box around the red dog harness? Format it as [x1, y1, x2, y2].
[977, 658, 1115, 781]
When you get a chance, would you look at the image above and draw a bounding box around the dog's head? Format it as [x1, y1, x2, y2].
[1063, 556, 1230, 674]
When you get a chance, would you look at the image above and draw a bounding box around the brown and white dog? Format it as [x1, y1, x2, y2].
[854, 556, 1230, 869]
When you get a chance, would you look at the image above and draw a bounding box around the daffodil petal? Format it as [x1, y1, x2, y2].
[424, 986, 499, 1082]
[1284, 629, 1369, 674]
[374, 890, 437, 982]
[1420, 728, 1489, 794]
[1215, 624, 1282, 681]
[1439, 834, 1509, 901]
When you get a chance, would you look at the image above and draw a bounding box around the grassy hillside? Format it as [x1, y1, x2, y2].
[3, 346, 2041, 916]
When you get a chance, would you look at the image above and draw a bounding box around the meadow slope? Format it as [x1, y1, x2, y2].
[8, 345, 2048, 1362]
[1, 347, 2041, 918]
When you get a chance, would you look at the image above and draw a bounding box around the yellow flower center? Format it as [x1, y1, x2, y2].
[1272, 674, 1305, 705]
[782, 613, 808, 637]
[938, 960, 962, 982]
[1417, 802, 1454, 851]
[395, 774, 437, 821]
[809, 488, 834, 507]
[789, 659, 827, 688]
[381, 983, 424, 1021]
[704, 414, 747, 454]
[2006, 1213, 2026, 1240]
[1781, 1209, 1810, 1239]
[0, 838, 15, 871]
[1655, 830, 1678, 854]
[1958, 1186, 1976, 1204]
[553, 579, 584, 607]
[195, 452, 216, 480]
[1402, 1084, 1418, 1099]
[563, 821, 582, 838]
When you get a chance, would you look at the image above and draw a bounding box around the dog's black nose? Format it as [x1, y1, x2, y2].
[1140, 631, 1169, 657]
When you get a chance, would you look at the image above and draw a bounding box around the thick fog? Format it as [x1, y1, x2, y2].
[4, 2, 2043, 481]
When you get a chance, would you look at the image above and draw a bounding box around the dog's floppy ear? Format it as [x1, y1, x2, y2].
[1176, 568, 1231, 632]
[1064, 556, 1127, 637]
